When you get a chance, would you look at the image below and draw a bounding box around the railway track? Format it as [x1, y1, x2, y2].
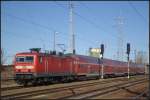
[60, 78, 148, 99]
[132, 89, 149, 100]
[1, 76, 147, 100]
[0, 78, 116, 91]
[1, 76, 131, 91]
[1, 77, 128, 99]
[1, 85, 40, 91]
[1, 75, 145, 92]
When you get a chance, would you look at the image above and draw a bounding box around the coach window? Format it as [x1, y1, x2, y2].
[79, 64, 82, 68]
[79, 64, 84, 67]
[39, 56, 42, 63]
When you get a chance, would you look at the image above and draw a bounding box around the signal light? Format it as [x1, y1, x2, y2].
[73, 49, 76, 54]
[53, 51, 56, 55]
[100, 44, 104, 54]
[127, 43, 130, 54]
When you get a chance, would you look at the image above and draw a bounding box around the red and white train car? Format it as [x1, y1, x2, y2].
[14, 49, 145, 86]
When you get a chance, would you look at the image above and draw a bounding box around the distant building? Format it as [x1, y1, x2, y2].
[89, 48, 101, 58]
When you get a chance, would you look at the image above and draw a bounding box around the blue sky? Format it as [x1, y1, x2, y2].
[1, 1, 149, 64]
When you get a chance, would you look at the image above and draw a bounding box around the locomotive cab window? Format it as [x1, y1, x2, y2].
[16, 56, 34, 63]
[16, 57, 25, 62]
[26, 56, 34, 62]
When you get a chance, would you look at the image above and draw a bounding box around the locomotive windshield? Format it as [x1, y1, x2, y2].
[16, 56, 34, 63]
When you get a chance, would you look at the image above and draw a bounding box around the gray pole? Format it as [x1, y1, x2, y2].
[127, 56, 130, 79]
[134, 49, 137, 63]
[69, 1, 75, 54]
[54, 32, 56, 51]
[101, 63, 104, 79]
[115, 15, 124, 61]
[101, 54, 104, 79]
[53, 32, 58, 51]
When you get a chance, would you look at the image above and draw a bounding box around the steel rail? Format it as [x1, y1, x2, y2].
[60, 78, 148, 99]
[1, 77, 142, 100]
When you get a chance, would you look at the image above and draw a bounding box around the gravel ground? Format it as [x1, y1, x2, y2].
[91, 82, 148, 99]
[1, 75, 148, 99]
[1, 66, 14, 81]
[24, 75, 148, 99]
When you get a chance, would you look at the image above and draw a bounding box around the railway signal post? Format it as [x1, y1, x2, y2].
[101, 62, 104, 79]
[126, 43, 130, 79]
[100, 44, 104, 79]
[98, 58, 101, 79]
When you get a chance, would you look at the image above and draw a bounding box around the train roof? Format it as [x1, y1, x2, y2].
[15, 52, 144, 67]
[16, 52, 66, 57]
[67, 54, 145, 67]
[16, 52, 38, 55]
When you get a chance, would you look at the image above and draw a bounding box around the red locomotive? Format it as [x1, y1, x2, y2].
[14, 48, 145, 86]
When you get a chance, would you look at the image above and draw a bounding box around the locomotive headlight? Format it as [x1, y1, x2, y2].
[26, 66, 34, 69]
[15, 66, 34, 69]
[15, 66, 23, 69]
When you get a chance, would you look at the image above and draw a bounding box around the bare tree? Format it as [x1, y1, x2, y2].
[1, 48, 4, 65]
[1, 48, 4, 70]
[1, 48, 7, 70]
[136, 51, 148, 64]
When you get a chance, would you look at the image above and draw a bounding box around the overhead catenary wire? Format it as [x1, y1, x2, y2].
[3, 12, 121, 60]
[54, 1, 117, 40]
[78, 1, 112, 32]
[2, 2, 148, 65]
[1, 31, 49, 52]
[128, 1, 148, 24]
[2, 31, 138, 62]
[3, 2, 118, 49]
[3, 3, 147, 50]
[3, 13, 99, 51]
[1, 31, 47, 42]
[79, 2, 144, 59]
[4, 3, 147, 51]
[4, 13, 56, 32]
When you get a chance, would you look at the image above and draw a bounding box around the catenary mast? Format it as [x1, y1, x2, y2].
[69, 1, 75, 54]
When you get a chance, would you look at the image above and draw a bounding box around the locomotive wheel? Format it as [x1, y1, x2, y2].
[43, 78, 49, 85]
[31, 79, 38, 86]
[23, 81, 28, 87]
[32, 82, 37, 86]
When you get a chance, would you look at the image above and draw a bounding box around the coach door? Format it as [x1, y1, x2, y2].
[74, 60, 78, 73]
[67, 58, 73, 74]
[44, 56, 48, 74]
